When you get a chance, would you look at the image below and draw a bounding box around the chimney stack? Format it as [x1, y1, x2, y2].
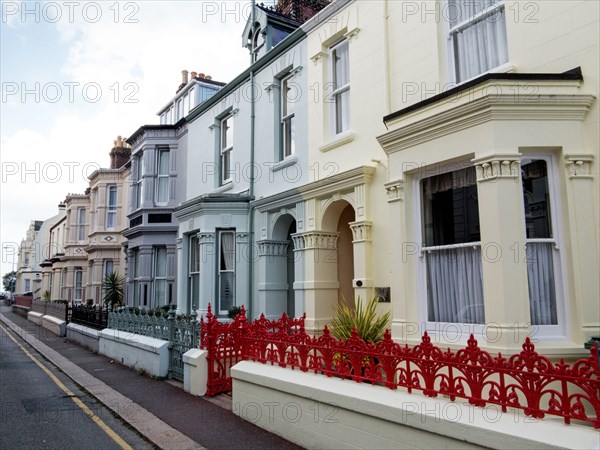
[182, 70, 189, 84]
[275, 0, 330, 23]
[109, 135, 132, 169]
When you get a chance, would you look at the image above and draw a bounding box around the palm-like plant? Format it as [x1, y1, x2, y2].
[330, 296, 391, 343]
[103, 271, 124, 309]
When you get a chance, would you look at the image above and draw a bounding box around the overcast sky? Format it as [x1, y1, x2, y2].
[0, 1, 272, 277]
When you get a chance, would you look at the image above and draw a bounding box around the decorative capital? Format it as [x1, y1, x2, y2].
[198, 232, 215, 245]
[291, 231, 339, 251]
[384, 180, 404, 202]
[236, 232, 249, 244]
[473, 157, 520, 182]
[257, 240, 289, 257]
[565, 154, 594, 179]
[349, 221, 372, 242]
[175, 238, 183, 250]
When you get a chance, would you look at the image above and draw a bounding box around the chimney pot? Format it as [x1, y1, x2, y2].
[205, 75, 212, 80]
[198, 73, 205, 79]
[182, 70, 189, 84]
[190, 71, 197, 79]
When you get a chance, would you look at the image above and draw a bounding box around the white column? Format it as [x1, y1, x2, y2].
[473, 155, 531, 349]
[564, 154, 598, 341]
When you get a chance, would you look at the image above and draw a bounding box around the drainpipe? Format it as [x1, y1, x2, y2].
[247, 0, 257, 320]
[383, 0, 391, 115]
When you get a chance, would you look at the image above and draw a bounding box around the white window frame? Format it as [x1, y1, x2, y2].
[91, 188, 97, 232]
[106, 185, 117, 229]
[446, 0, 508, 84]
[188, 234, 200, 311]
[217, 230, 236, 316]
[77, 207, 86, 242]
[155, 149, 170, 205]
[153, 247, 167, 308]
[329, 39, 350, 136]
[74, 269, 83, 302]
[414, 163, 486, 340]
[132, 249, 140, 307]
[60, 269, 66, 299]
[281, 72, 296, 159]
[104, 259, 114, 278]
[220, 115, 234, 185]
[24, 279, 31, 292]
[252, 27, 265, 62]
[518, 153, 567, 340]
[135, 155, 144, 209]
[188, 87, 195, 112]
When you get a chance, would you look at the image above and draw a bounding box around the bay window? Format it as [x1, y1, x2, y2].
[521, 158, 559, 326]
[134, 155, 144, 209]
[156, 149, 170, 204]
[188, 235, 200, 310]
[74, 269, 83, 302]
[421, 166, 485, 324]
[218, 230, 235, 315]
[154, 247, 167, 307]
[106, 186, 117, 229]
[77, 207, 86, 242]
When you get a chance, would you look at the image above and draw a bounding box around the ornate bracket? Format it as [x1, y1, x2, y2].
[565, 154, 594, 179]
[474, 158, 520, 182]
[384, 180, 404, 202]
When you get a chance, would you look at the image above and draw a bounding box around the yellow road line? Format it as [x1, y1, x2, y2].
[0, 323, 133, 450]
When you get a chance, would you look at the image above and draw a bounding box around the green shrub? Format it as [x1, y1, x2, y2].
[228, 306, 242, 319]
[330, 296, 391, 343]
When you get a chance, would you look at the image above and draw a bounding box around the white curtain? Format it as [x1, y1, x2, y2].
[527, 242, 557, 325]
[426, 246, 485, 324]
[220, 233, 235, 311]
[452, 1, 508, 82]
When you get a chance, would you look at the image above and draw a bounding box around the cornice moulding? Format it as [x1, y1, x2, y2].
[378, 94, 596, 155]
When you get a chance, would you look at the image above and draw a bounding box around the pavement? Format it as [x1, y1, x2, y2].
[0, 306, 301, 450]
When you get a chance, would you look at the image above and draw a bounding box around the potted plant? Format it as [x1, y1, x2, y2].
[330, 296, 391, 378]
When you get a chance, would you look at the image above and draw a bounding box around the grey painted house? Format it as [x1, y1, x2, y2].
[175, 1, 329, 319]
[123, 75, 225, 308]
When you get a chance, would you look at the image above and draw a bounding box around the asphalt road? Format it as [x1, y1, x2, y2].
[0, 323, 155, 450]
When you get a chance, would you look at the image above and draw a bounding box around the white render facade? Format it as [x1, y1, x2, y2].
[176, 19, 310, 319]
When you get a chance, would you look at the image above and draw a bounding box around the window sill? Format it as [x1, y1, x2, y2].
[318, 131, 355, 153]
[453, 62, 516, 86]
[213, 182, 233, 194]
[270, 155, 298, 172]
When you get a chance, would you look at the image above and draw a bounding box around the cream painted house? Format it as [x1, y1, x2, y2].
[85, 137, 130, 304]
[300, 0, 598, 355]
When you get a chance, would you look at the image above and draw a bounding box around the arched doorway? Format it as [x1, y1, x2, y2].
[321, 200, 356, 310]
[259, 213, 297, 318]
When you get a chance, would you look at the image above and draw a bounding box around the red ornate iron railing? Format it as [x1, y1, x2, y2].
[200, 304, 306, 396]
[201, 306, 600, 428]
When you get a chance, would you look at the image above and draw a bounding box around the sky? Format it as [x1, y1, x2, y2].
[0, 0, 272, 278]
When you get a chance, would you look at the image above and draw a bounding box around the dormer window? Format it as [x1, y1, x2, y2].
[252, 27, 265, 62]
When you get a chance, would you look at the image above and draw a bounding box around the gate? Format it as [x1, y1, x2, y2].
[168, 310, 200, 381]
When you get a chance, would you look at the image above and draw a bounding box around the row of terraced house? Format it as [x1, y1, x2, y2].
[15, 0, 598, 364]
